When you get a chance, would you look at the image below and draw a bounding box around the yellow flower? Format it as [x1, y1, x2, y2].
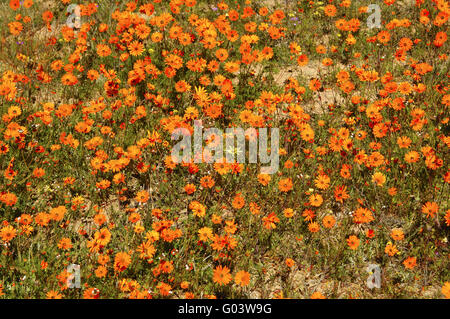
[145, 230, 160, 242]
[134, 223, 145, 234]
[372, 172, 386, 186]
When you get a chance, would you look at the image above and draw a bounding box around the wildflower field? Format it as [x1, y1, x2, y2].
[0, 0, 449, 299]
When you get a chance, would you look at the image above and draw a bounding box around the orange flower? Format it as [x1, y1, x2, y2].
[257, 173, 271, 186]
[0, 225, 16, 242]
[433, 31, 447, 47]
[314, 174, 330, 190]
[335, 19, 348, 31]
[87, 70, 99, 81]
[198, 227, 213, 242]
[96, 44, 112, 57]
[353, 207, 374, 224]
[259, 7, 268, 16]
[249, 202, 260, 216]
[309, 78, 321, 91]
[128, 41, 144, 56]
[228, 10, 239, 21]
[377, 30, 391, 43]
[445, 210, 450, 226]
[0, 192, 17, 207]
[234, 270, 250, 287]
[42, 11, 54, 23]
[9, 0, 20, 10]
[93, 213, 107, 226]
[397, 136, 411, 148]
[40, 260, 48, 270]
[262, 212, 280, 229]
[384, 242, 398, 256]
[57, 237, 73, 250]
[184, 183, 196, 195]
[322, 215, 336, 229]
[309, 194, 323, 207]
[46, 291, 62, 299]
[189, 201, 206, 217]
[35, 213, 50, 227]
[0, 142, 9, 155]
[214, 161, 229, 175]
[390, 228, 404, 241]
[308, 222, 320, 233]
[302, 209, 315, 222]
[283, 208, 295, 218]
[403, 256, 417, 269]
[232, 194, 245, 209]
[135, 190, 149, 203]
[324, 5, 337, 17]
[49, 206, 67, 222]
[95, 266, 107, 278]
[398, 82, 412, 95]
[215, 48, 229, 62]
[347, 235, 360, 250]
[311, 291, 326, 299]
[421, 201, 438, 218]
[442, 282, 450, 299]
[285, 258, 295, 267]
[200, 176, 215, 188]
[61, 73, 78, 86]
[31, 167, 45, 178]
[334, 185, 349, 203]
[114, 252, 131, 272]
[151, 32, 163, 42]
[175, 80, 191, 93]
[213, 265, 232, 286]
[83, 287, 100, 299]
[368, 151, 385, 167]
[372, 172, 386, 186]
[297, 54, 309, 66]
[94, 228, 111, 246]
[404, 151, 419, 163]
[8, 21, 23, 35]
[278, 178, 293, 192]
